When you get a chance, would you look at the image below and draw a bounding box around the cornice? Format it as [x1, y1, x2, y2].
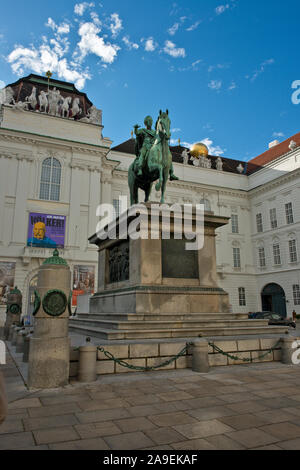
[249, 168, 300, 197]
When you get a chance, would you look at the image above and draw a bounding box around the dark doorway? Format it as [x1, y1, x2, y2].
[261, 283, 287, 317]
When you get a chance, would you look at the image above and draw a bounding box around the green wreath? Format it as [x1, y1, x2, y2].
[9, 303, 21, 315]
[42, 289, 67, 317]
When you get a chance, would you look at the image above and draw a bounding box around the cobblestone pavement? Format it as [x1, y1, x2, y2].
[2, 347, 300, 450]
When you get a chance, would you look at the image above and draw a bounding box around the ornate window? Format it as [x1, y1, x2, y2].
[293, 285, 300, 305]
[238, 287, 246, 306]
[285, 202, 294, 225]
[256, 213, 263, 233]
[233, 247, 241, 268]
[231, 214, 239, 234]
[270, 208, 277, 229]
[273, 243, 281, 265]
[289, 239, 298, 263]
[39, 157, 61, 201]
[200, 199, 211, 212]
[258, 247, 266, 267]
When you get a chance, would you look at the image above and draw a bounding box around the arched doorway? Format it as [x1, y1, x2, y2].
[261, 283, 287, 317]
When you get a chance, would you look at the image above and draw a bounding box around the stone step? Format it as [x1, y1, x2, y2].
[75, 312, 249, 322]
[69, 318, 268, 330]
[69, 323, 288, 340]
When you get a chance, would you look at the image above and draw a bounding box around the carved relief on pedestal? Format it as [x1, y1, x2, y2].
[108, 242, 129, 283]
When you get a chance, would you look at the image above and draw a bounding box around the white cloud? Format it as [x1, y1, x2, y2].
[248, 58, 275, 81]
[186, 21, 201, 31]
[273, 132, 284, 138]
[228, 81, 236, 90]
[215, 4, 230, 15]
[144, 37, 157, 52]
[74, 2, 94, 16]
[0, 80, 5, 89]
[168, 23, 179, 36]
[7, 42, 90, 89]
[109, 13, 122, 38]
[201, 138, 225, 155]
[208, 63, 228, 73]
[163, 40, 185, 58]
[76, 22, 119, 64]
[122, 36, 139, 50]
[171, 128, 181, 133]
[208, 79, 222, 90]
[90, 11, 101, 26]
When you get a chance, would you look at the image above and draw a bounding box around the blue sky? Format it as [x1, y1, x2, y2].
[0, 0, 299, 160]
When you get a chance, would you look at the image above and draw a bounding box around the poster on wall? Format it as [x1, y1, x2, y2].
[0, 262, 16, 305]
[72, 265, 95, 306]
[27, 213, 66, 248]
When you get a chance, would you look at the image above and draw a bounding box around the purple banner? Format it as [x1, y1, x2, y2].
[27, 212, 66, 248]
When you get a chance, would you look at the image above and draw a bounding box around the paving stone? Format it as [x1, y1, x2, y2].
[125, 394, 163, 406]
[186, 406, 236, 421]
[33, 426, 80, 445]
[226, 428, 279, 448]
[144, 427, 186, 446]
[218, 413, 268, 430]
[28, 402, 82, 418]
[40, 393, 91, 406]
[277, 438, 300, 450]
[77, 398, 129, 411]
[148, 411, 198, 427]
[259, 397, 300, 409]
[114, 416, 157, 432]
[49, 437, 110, 450]
[23, 414, 79, 431]
[226, 400, 271, 413]
[127, 404, 163, 417]
[0, 431, 35, 449]
[252, 444, 282, 450]
[171, 438, 216, 450]
[218, 392, 257, 404]
[281, 407, 300, 418]
[205, 434, 246, 450]
[260, 422, 300, 440]
[0, 419, 24, 434]
[156, 391, 194, 402]
[255, 409, 297, 424]
[104, 431, 154, 450]
[74, 421, 122, 439]
[174, 419, 234, 439]
[76, 408, 131, 424]
[8, 398, 42, 409]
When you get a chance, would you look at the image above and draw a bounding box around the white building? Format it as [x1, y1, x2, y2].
[0, 74, 299, 325]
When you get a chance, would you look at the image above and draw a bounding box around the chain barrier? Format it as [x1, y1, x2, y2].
[97, 343, 192, 371]
[208, 339, 282, 363]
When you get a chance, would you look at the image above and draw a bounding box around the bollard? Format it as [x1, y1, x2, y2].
[78, 344, 97, 382]
[281, 336, 295, 364]
[23, 333, 32, 363]
[16, 329, 26, 353]
[8, 324, 16, 342]
[12, 327, 22, 346]
[191, 339, 210, 373]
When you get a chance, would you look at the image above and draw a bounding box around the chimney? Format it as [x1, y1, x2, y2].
[268, 140, 279, 149]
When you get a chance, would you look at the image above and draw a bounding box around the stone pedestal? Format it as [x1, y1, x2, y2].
[192, 339, 210, 373]
[89, 203, 230, 315]
[28, 250, 71, 389]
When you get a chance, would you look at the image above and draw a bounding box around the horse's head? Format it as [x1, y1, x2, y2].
[156, 109, 171, 140]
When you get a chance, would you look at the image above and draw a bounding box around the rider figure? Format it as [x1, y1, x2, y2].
[134, 115, 179, 181]
[134, 115, 155, 177]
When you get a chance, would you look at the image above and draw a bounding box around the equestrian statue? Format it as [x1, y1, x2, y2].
[128, 110, 179, 205]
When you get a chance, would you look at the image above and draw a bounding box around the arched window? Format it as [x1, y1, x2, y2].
[200, 199, 211, 212]
[39, 157, 61, 201]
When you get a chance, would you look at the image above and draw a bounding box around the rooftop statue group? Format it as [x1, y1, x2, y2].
[0, 85, 102, 125]
[128, 110, 179, 205]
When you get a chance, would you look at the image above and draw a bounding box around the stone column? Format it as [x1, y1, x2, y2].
[4, 287, 22, 340]
[78, 343, 97, 382]
[28, 250, 71, 389]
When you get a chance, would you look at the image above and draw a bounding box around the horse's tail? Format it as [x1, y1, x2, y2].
[155, 181, 161, 191]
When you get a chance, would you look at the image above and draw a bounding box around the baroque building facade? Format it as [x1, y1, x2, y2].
[0, 74, 299, 325]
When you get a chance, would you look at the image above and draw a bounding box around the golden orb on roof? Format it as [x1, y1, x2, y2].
[190, 142, 209, 158]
